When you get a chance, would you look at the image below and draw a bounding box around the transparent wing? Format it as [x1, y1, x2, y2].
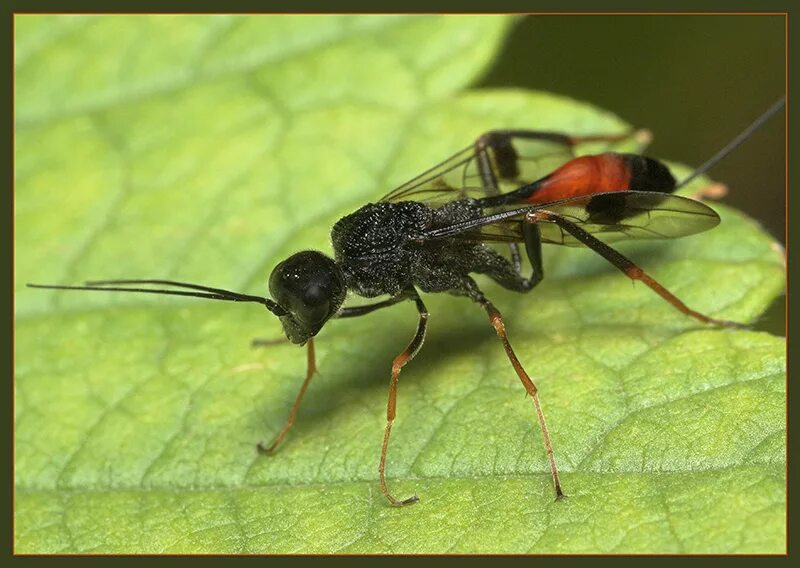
[453, 192, 720, 247]
[380, 136, 578, 205]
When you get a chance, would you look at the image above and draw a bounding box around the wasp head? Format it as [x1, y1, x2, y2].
[269, 250, 347, 345]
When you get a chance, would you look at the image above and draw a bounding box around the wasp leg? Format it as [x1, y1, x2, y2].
[379, 288, 428, 507]
[253, 298, 403, 350]
[254, 294, 413, 346]
[259, 292, 414, 455]
[251, 337, 289, 348]
[474, 129, 646, 188]
[521, 222, 544, 289]
[527, 210, 745, 327]
[257, 338, 317, 454]
[459, 278, 564, 499]
[471, 222, 544, 293]
[687, 182, 729, 201]
[336, 293, 411, 318]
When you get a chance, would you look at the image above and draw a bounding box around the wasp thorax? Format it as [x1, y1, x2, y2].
[269, 250, 346, 344]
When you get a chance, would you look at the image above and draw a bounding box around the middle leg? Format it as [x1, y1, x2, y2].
[379, 288, 429, 507]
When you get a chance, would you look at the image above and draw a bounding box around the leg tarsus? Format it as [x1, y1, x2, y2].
[379, 420, 420, 507]
[256, 440, 275, 455]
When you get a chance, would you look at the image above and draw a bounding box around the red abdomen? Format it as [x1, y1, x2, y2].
[516, 152, 676, 205]
[493, 152, 676, 208]
[525, 153, 632, 204]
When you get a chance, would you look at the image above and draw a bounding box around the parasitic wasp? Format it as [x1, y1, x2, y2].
[29, 96, 785, 507]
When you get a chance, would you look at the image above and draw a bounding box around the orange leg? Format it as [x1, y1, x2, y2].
[379, 290, 428, 507]
[528, 210, 744, 328]
[257, 339, 317, 454]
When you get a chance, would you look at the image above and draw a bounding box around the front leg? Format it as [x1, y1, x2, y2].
[336, 292, 412, 318]
[258, 292, 413, 454]
[257, 338, 317, 454]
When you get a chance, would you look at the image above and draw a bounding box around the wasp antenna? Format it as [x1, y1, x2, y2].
[85, 278, 258, 298]
[678, 96, 786, 189]
[26, 282, 287, 316]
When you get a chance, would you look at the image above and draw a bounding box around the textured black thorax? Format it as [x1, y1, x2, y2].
[331, 200, 485, 298]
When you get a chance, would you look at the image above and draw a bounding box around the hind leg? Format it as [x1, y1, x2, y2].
[526, 209, 743, 327]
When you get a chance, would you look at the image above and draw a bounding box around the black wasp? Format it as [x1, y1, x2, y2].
[29, 97, 785, 506]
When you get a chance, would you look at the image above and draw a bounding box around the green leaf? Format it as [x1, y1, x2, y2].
[15, 15, 785, 554]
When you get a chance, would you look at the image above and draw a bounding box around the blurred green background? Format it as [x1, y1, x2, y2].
[480, 15, 786, 335]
